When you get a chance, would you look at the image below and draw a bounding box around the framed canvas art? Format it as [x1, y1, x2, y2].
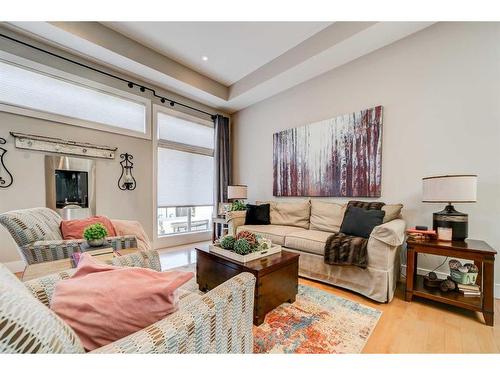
[273, 105, 383, 197]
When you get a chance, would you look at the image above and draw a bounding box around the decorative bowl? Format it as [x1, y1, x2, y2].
[87, 238, 105, 247]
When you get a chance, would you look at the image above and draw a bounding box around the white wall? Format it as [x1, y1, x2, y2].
[232, 22, 500, 284]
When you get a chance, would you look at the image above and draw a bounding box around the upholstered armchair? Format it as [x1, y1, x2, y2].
[0, 250, 256, 353]
[0, 207, 138, 265]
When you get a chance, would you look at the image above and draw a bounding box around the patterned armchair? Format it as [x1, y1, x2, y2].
[0, 207, 138, 265]
[0, 250, 256, 353]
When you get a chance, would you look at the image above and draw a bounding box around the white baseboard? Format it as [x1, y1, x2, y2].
[400, 264, 500, 299]
[4, 260, 26, 273]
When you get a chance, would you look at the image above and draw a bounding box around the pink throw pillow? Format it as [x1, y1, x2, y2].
[60, 216, 117, 240]
[51, 253, 193, 351]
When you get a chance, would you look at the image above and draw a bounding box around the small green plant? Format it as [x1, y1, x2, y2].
[83, 223, 108, 241]
[233, 238, 252, 255]
[230, 200, 247, 211]
[220, 235, 236, 250]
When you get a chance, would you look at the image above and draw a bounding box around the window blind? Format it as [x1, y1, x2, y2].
[0, 60, 146, 134]
[158, 112, 214, 149]
[157, 148, 214, 207]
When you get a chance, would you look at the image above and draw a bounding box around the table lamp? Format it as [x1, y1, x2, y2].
[422, 175, 477, 241]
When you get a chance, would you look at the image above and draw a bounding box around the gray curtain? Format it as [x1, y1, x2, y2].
[214, 114, 231, 216]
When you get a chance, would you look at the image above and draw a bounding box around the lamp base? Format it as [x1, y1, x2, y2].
[432, 204, 468, 241]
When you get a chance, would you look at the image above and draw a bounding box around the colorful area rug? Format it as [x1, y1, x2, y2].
[253, 285, 381, 353]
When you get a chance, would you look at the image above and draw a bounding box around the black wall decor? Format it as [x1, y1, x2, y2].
[0, 137, 13, 188]
[118, 153, 136, 191]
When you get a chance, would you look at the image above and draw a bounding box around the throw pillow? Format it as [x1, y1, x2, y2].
[382, 204, 403, 223]
[51, 254, 193, 351]
[245, 203, 271, 225]
[347, 200, 385, 211]
[60, 216, 117, 240]
[340, 206, 385, 238]
[111, 219, 151, 251]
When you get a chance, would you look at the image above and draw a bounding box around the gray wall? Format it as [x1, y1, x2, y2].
[232, 22, 500, 284]
[0, 114, 153, 263]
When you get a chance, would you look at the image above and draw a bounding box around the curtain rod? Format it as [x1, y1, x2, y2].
[0, 33, 218, 120]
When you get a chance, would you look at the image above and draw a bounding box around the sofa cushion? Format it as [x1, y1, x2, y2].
[259, 200, 311, 229]
[237, 225, 301, 246]
[284, 229, 333, 256]
[245, 204, 270, 225]
[381, 204, 403, 223]
[0, 264, 84, 353]
[309, 200, 346, 233]
[340, 206, 385, 238]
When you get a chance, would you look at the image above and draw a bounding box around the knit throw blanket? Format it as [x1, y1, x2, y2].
[323, 201, 385, 269]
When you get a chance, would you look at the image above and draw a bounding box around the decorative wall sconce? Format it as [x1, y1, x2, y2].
[118, 153, 136, 191]
[0, 137, 13, 188]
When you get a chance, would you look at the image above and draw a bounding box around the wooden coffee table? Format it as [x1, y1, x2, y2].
[196, 246, 299, 325]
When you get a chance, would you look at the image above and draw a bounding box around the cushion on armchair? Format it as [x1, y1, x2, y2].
[111, 219, 151, 251]
[60, 216, 117, 239]
[51, 254, 193, 351]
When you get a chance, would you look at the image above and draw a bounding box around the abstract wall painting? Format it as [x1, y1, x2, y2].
[273, 105, 383, 197]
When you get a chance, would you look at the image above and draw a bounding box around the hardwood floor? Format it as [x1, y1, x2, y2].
[300, 278, 500, 353]
[159, 243, 500, 354]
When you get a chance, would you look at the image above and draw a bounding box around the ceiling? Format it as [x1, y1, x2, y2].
[102, 22, 332, 85]
[1, 21, 435, 113]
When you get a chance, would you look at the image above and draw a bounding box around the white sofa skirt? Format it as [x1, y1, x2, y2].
[285, 246, 401, 303]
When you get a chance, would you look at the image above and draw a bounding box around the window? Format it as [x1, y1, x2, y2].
[0, 54, 149, 138]
[157, 110, 214, 236]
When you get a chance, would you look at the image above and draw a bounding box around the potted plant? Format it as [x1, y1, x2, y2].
[83, 223, 108, 247]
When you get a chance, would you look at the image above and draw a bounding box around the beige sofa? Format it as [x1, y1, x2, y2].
[226, 200, 405, 303]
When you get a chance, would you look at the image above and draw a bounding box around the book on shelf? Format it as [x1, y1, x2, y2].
[407, 228, 437, 235]
[458, 289, 481, 297]
[461, 291, 481, 297]
[406, 228, 437, 242]
[457, 283, 480, 292]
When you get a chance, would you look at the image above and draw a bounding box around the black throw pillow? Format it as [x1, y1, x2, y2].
[340, 206, 385, 238]
[244, 204, 271, 225]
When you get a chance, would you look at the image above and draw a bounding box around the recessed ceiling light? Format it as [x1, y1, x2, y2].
[201, 56, 208, 61]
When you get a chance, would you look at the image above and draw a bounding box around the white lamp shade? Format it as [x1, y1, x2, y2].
[422, 175, 477, 203]
[227, 185, 247, 200]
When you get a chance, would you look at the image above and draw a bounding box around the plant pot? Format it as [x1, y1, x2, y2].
[87, 238, 105, 247]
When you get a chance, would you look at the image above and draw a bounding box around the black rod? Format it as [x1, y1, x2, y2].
[0, 33, 217, 120]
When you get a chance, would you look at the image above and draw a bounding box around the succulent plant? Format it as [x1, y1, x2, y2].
[236, 230, 257, 246]
[220, 235, 236, 250]
[83, 223, 108, 241]
[233, 239, 252, 255]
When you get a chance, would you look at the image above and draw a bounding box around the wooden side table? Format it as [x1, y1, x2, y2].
[22, 248, 139, 281]
[212, 216, 228, 242]
[405, 239, 496, 326]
